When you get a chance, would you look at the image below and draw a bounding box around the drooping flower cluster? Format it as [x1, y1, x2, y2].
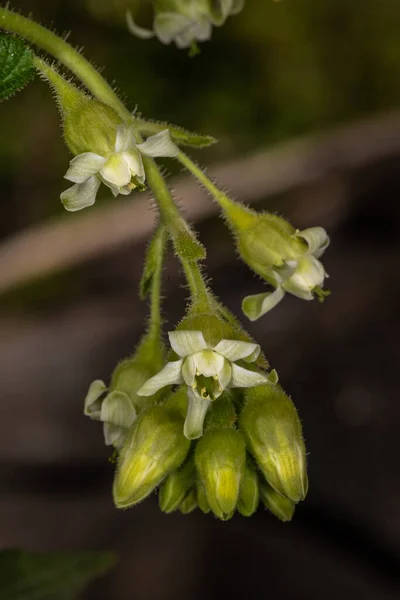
[127, 0, 245, 50]
[84, 312, 307, 521]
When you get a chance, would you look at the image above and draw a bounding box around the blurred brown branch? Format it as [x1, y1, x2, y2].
[1, 111, 400, 295]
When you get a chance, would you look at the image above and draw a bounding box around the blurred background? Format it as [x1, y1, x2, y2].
[1, 0, 400, 598]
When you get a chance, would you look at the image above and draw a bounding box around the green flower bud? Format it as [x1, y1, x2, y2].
[179, 489, 197, 515]
[159, 457, 195, 513]
[195, 429, 246, 520]
[196, 481, 211, 514]
[237, 460, 259, 517]
[113, 405, 190, 508]
[259, 481, 295, 522]
[240, 386, 308, 503]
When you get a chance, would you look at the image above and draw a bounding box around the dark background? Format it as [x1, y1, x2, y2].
[1, 0, 400, 598]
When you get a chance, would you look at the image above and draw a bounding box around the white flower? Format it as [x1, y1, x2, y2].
[242, 227, 330, 321]
[127, 0, 245, 50]
[137, 330, 277, 439]
[60, 125, 179, 211]
[84, 380, 137, 450]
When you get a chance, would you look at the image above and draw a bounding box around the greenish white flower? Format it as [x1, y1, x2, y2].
[60, 124, 178, 211]
[137, 330, 277, 439]
[127, 0, 245, 50]
[84, 379, 137, 449]
[242, 226, 330, 321]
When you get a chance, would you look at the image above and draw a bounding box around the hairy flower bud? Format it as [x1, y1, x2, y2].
[196, 481, 211, 514]
[260, 482, 295, 522]
[159, 458, 195, 513]
[180, 489, 197, 514]
[113, 405, 190, 508]
[240, 386, 308, 503]
[237, 460, 259, 517]
[195, 428, 246, 520]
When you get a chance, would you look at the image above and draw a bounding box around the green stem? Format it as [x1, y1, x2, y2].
[0, 6, 129, 119]
[177, 151, 255, 228]
[147, 225, 166, 341]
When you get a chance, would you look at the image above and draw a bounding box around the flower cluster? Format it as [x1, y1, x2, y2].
[127, 0, 245, 50]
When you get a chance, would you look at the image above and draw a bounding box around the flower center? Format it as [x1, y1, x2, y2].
[193, 373, 222, 401]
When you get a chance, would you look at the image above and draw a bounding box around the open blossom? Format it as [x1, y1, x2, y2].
[127, 0, 245, 50]
[60, 125, 178, 211]
[137, 330, 277, 439]
[242, 226, 330, 321]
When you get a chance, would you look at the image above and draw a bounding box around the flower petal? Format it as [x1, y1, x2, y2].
[137, 130, 179, 158]
[217, 359, 232, 390]
[267, 369, 279, 384]
[137, 360, 183, 396]
[195, 349, 225, 377]
[283, 256, 325, 300]
[64, 153, 106, 184]
[103, 423, 127, 449]
[296, 227, 330, 258]
[60, 176, 101, 212]
[126, 10, 155, 39]
[100, 391, 136, 429]
[242, 288, 285, 321]
[84, 379, 107, 420]
[100, 154, 131, 187]
[183, 389, 211, 440]
[121, 149, 145, 179]
[213, 339, 260, 363]
[230, 364, 268, 388]
[115, 123, 136, 153]
[154, 12, 191, 44]
[182, 354, 197, 386]
[168, 330, 208, 357]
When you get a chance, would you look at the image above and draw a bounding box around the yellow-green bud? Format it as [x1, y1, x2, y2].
[195, 429, 246, 520]
[37, 60, 122, 157]
[237, 460, 259, 517]
[196, 481, 211, 514]
[240, 386, 308, 503]
[180, 489, 197, 515]
[113, 405, 190, 508]
[259, 481, 295, 522]
[159, 458, 195, 513]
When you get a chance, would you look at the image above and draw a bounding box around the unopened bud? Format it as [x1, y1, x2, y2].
[260, 481, 295, 522]
[196, 481, 211, 514]
[180, 489, 197, 514]
[159, 458, 195, 513]
[240, 386, 308, 503]
[113, 405, 190, 508]
[237, 460, 259, 517]
[195, 428, 246, 520]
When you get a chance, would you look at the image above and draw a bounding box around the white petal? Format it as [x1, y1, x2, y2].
[242, 288, 285, 321]
[283, 256, 326, 299]
[103, 423, 127, 449]
[217, 359, 232, 390]
[115, 123, 136, 153]
[213, 339, 260, 363]
[64, 153, 106, 184]
[137, 360, 183, 396]
[100, 391, 136, 429]
[60, 176, 101, 212]
[154, 12, 191, 44]
[182, 354, 197, 386]
[296, 227, 330, 258]
[183, 389, 210, 440]
[84, 379, 107, 420]
[230, 364, 268, 388]
[137, 130, 179, 158]
[100, 154, 131, 187]
[121, 149, 145, 179]
[195, 350, 225, 377]
[168, 330, 208, 357]
[126, 10, 155, 39]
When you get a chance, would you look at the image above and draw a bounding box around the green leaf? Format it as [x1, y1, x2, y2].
[135, 117, 217, 149]
[0, 549, 116, 600]
[0, 34, 35, 101]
